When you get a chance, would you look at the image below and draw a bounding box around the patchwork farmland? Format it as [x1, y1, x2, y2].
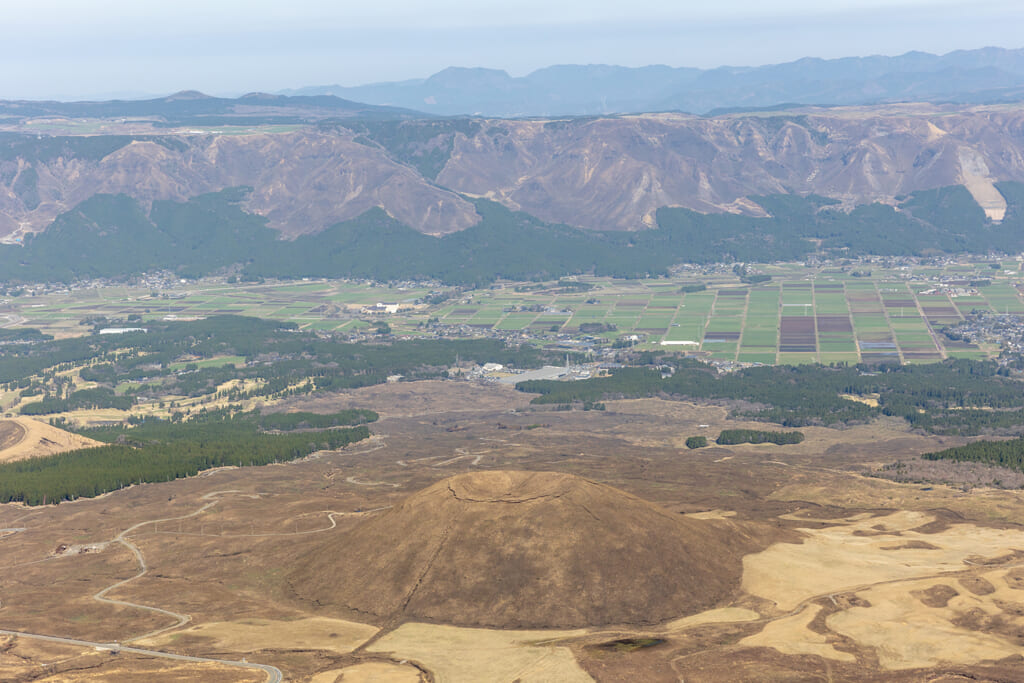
[432, 261, 1024, 363]
[4, 258, 1024, 364]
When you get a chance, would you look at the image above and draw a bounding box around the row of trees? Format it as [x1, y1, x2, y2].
[716, 429, 805, 445]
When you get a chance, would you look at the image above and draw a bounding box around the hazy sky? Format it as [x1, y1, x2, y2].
[2, 0, 1022, 100]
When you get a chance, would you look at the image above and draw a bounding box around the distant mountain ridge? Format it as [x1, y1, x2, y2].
[0, 92, 427, 126]
[282, 47, 1024, 117]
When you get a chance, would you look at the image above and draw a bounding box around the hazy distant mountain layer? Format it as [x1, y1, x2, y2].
[0, 91, 425, 124]
[3, 104, 1024, 238]
[285, 47, 1024, 117]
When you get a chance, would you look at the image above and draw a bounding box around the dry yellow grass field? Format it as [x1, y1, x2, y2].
[740, 604, 856, 662]
[743, 510, 1024, 611]
[827, 570, 1024, 669]
[309, 662, 422, 683]
[366, 623, 591, 683]
[139, 616, 378, 655]
[0, 417, 101, 462]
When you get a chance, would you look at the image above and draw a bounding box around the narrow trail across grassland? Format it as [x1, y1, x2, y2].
[0, 629, 283, 682]
[1, 490, 284, 682]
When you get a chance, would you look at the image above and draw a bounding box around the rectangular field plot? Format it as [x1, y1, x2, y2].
[779, 317, 816, 353]
[946, 349, 989, 359]
[851, 316, 891, 332]
[712, 301, 748, 316]
[636, 320, 673, 335]
[778, 352, 818, 365]
[680, 294, 716, 314]
[819, 341, 858, 353]
[613, 299, 649, 309]
[443, 309, 479, 322]
[813, 299, 850, 316]
[740, 329, 778, 347]
[816, 315, 852, 333]
[716, 289, 749, 301]
[494, 314, 538, 330]
[664, 319, 705, 343]
[605, 314, 642, 326]
[980, 286, 1024, 314]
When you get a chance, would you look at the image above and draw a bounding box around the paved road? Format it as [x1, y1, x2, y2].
[0, 629, 282, 682]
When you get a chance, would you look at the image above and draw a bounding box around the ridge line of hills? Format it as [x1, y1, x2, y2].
[281, 46, 1024, 117]
[5, 103, 1024, 238]
[0, 92, 429, 125]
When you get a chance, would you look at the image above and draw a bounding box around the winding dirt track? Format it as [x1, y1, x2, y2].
[1, 490, 285, 681]
[0, 484, 400, 681]
[0, 628, 283, 682]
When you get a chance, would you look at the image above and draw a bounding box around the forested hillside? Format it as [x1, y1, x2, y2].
[3, 184, 1023, 286]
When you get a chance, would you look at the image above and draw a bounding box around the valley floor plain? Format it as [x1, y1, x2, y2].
[3, 255, 1020, 365]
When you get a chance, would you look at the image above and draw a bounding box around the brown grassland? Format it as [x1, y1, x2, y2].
[1, 380, 1024, 681]
[0, 418, 101, 463]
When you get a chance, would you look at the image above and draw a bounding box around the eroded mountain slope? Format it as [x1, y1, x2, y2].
[0, 130, 477, 240]
[4, 104, 1024, 238]
[436, 106, 1024, 229]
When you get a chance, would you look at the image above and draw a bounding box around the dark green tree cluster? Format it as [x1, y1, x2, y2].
[922, 438, 1024, 473]
[685, 436, 708, 449]
[0, 328, 51, 343]
[716, 429, 804, 445]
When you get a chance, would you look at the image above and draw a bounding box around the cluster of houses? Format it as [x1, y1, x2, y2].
[943, 311, 1024, 355]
